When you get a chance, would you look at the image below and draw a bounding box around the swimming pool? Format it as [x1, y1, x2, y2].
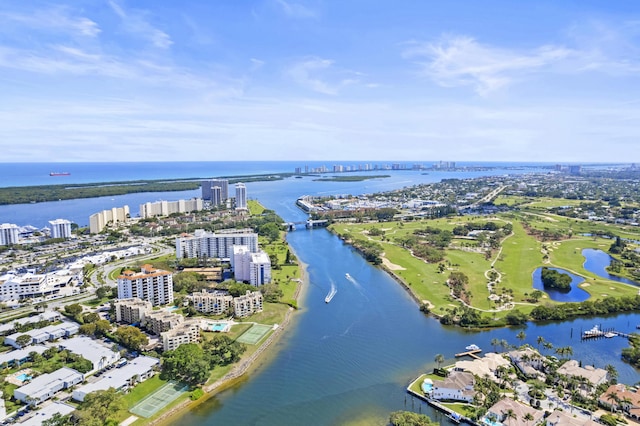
[16, 373, 31, 382]
[421, 381, 433, 393]
[212, 323, 227, 332]
[167, 306, 179, 312]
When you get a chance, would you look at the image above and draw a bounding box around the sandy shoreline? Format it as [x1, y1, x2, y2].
[149, 259, 309, 426]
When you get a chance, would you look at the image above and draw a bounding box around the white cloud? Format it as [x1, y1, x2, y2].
[108, 0, 173, 49]
[274, 0, 317, 19]
[0, 6, 100, 37]
[287, 57, 361, 95]
[403, 35, 571, 95]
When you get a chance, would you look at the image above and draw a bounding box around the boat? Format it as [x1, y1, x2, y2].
[604, 332, 616, 338]
[325, 283, 337, 303]
[465, 344, 480, 351]
[583, 325, 601, 338]
[50, 172, 70, 176]
[345, 273, 352, 280]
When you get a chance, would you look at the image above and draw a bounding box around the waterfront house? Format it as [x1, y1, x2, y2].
[556, 360, 608, 388]
[431, 371, 475, 403]
[508, 347, 545, 380]
[455, 352, 511, 382]
[598, 383, 640, 420]
[483, 397, 544, 426]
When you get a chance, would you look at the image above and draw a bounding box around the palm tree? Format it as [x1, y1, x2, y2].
[536, 336, 545, 352]
[606, 391, 620, 413]
[523, 412, 534, 425]
[491, 337, 500, 353]
[503, 408, 517, 425]
[435, 353, 445, 369]
[605, 364, 618, 384]
[516, 331, 526, 343]
[543, 341, 554, 355]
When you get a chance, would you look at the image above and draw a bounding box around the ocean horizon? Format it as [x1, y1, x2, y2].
[0, 160, 608, 189]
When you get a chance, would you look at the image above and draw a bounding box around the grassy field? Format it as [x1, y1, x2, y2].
[330, 211, 640, 321]
[261, 236, 301, 307]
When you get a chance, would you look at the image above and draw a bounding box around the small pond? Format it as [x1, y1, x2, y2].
[532, 267, 590, 302]
[582, 248, 640, 286]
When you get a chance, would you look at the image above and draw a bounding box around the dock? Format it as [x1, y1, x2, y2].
[581, 325, 631, 340]
[455, 349, 482, 359]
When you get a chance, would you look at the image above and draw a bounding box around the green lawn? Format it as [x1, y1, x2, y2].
[122, 375, 168, 408]
[236, 302, 289, 325]
[494, 221, 542, 300]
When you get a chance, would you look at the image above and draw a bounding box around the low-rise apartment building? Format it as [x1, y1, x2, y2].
[14, 367, 84, 406]
[114, 298, 152, 324]
[143, 311, 184, 335]
[188, 291, 233, 315]
[161, 321, 200, 351]
[233, 291, 263, 318]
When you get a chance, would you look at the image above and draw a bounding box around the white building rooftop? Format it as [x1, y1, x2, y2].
[20, 402, 75, 426]
[58, 336, 120, 373]
[72, 356, 159, 402]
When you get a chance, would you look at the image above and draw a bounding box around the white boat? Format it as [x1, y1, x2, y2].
[345, 273, 351, 280]
[583, 325, 601, 338]
[325, 283, 337, 303]
[604, 332, 616, 338]
[465, 344, 480, 351]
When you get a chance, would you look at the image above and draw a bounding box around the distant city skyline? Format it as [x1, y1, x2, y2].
[1, 1, 639, 162]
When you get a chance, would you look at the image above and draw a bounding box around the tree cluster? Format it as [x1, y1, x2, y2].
[161, 336, 246, 385]
[540, 267, 572, 292]
[389, 411, 437, 426]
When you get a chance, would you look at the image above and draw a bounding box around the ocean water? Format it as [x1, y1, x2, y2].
[0, 161, 549, 188]
[0, 162, 546, 228]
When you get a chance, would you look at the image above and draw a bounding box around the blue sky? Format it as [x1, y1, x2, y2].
[1, 0, 639, 162]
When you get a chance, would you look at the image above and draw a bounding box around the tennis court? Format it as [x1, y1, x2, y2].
[130, 381, 188, 418]
[237, 324, 272, 345]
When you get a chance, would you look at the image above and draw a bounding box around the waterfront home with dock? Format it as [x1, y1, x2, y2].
[431, 371, 475, 403]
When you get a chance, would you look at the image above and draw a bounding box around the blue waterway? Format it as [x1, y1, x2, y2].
[532, 267, 590, 302]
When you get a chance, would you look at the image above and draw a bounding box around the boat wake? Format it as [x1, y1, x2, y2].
[325, 281, 337, 303]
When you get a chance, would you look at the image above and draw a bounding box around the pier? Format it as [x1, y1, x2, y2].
[581, 325, 631, 340]
[454, 349, 482, 359]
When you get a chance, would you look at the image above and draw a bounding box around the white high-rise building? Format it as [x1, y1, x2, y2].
[0, 223, 19, 246]
[139, 198, 203, 219]
[250, 251, 272, 286]
[201, 179, 229, 202]
[89, 206, 130, 234]
[211, 186, 223, 207]
[232, 245, 252, 282]
[235, 183, 247, 210]
[117, 264, 173, 306]
[175, 230, 259, 260]
[48, 219, 72, 239]
[232, 246, 271, 286]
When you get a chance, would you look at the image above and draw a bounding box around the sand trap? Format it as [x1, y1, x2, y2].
[581, 283, 591, 287]
[381, 257, 406, 270]
[422, 300, 434, 309]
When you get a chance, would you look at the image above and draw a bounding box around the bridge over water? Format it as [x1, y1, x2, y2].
[282, 219, 329, 231]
